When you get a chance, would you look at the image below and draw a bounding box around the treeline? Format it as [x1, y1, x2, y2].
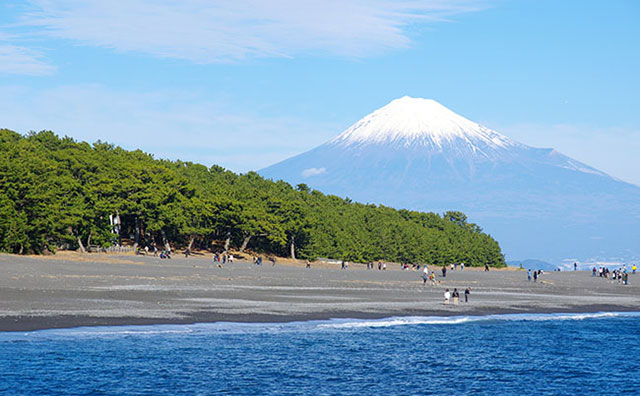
[0, 130, 505, 266]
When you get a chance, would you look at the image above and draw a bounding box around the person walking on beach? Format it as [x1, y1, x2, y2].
[444, 289, 451, 305]
[442, 265, 447, 278]
[461, 262, 464, 271]
[533, 270, 538, 282]
[422, 267, 429, 285]
[633, 265, 637, 274]
[306, 260, 311, 269]
[527, 269, 532, 282]
[464, 288, 470, 302]
[452, 288, 460, 305]
[484, 263, 489, 271]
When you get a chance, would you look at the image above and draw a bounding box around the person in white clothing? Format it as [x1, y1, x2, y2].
[444, 289, 451, 305]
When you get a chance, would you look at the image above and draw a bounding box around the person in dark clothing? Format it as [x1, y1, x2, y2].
[442, 265, 447, 277]
[533, 271, 538, 282]
[464, 288, 470, 302]
[484, 263, 489, 271]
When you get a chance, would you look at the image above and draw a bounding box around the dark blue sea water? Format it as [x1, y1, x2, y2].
[2, 312, 640, 396]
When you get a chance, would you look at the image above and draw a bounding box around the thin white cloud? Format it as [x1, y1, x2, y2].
[21, 0, 486, 62]
[0, 42, 56, 75]
[0, 84, 339, 172]
[302, 167, 327, 177]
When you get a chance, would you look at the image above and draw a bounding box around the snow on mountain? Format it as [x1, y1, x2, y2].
[331, 96, 518, 153]
[259, 97, 640, 262]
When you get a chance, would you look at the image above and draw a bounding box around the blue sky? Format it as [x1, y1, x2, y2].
[1, 0, 639, 185]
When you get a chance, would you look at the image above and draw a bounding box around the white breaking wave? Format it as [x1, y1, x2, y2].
[317, 312, 632, 330]
[2, 312, 638, 341]
[317, 316, 475, 329]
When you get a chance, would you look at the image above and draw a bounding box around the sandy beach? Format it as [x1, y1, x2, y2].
[1, 252, 638, 331]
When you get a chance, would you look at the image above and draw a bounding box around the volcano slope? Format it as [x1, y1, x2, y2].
[260, 97, 640, 263]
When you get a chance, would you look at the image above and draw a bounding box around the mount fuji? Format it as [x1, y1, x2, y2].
[259, 97, 640, 264]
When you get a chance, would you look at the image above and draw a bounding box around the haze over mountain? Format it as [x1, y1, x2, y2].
[260, 97, 640, 264]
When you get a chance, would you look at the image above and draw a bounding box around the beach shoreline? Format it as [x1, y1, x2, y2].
[4, 306, 640, 333]
[2, 252, 639, 332]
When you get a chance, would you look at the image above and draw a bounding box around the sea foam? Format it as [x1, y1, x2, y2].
[2, 311, 639, 342]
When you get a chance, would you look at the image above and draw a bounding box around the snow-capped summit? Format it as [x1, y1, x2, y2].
[331, 96, 517, 152]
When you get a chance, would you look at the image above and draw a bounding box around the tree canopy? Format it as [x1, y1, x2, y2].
[0, 129, 505, 267]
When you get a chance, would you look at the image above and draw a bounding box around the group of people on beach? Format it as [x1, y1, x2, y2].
[418, 265, 473, 305]
[420, 263, 468, 286]
[213, 252, 233, 267]
[251, 255, 276, 266]
[365, 261, 387, 270]
[593, 265, 632, 285]
[527, 269, 544, 282]
[135, 245, 166, 258]
[443, 288, 470, 305]
[438, 262, 469, 278]
[422, 266, 438, 285]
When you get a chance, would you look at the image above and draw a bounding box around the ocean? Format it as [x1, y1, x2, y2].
[2, 312, 639, 395]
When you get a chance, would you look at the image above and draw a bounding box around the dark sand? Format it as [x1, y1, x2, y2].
[1, 252, 639, 331]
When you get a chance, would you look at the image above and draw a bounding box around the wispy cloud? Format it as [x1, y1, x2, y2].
[0, 84, 340, 172]
[20, 0, 486, 62]
[302, 167, 327, 177]
[0, 32, 56, 75]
